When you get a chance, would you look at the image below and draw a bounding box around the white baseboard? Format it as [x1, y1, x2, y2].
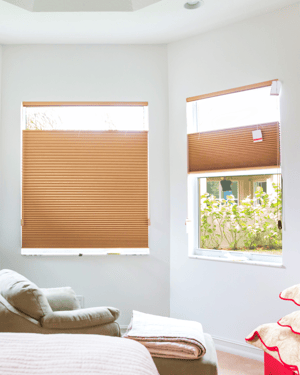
[120, 325, 263, 362]
[212, 335, 264, 362]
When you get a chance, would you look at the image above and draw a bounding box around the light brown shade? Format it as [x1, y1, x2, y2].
[22, 130, 148, 248]
[188, 122, 280, 173]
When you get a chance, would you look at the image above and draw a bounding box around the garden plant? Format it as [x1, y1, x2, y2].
[200, 184, 282, 253]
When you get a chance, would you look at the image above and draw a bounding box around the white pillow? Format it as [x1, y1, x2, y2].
[246, 323, 299, 373]
[278, 311, 300, 335]
[280, 284, 300, 306]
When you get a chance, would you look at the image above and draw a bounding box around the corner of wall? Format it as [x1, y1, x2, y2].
[0, 44, 2, 251]
[0, 44, 3, 257]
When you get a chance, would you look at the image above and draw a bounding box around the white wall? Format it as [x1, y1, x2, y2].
[168, 4, 300, 358]
[0, 44, 170, 325]
[0, 45, 2, 223]
[1, 3, 299, 358]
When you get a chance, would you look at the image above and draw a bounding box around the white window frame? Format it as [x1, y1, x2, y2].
[21, 248, 150, 256]
[187, 168, 283, 267]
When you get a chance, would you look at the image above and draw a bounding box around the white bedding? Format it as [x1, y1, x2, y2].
[0, 333, 159, 375]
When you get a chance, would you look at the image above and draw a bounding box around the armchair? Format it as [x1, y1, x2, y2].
[0, 269, 120, 336]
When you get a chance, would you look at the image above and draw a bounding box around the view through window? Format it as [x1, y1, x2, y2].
[24, 105, 148, 131]
[198, 171, 282, 254]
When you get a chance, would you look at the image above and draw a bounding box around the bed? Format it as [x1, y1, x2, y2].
[0, 332, 159, 375]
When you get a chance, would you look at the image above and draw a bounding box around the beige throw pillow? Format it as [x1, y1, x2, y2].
[0, 269, 52, 320]
[41, 287, 81, 311]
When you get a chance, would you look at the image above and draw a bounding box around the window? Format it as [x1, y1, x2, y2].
[187, 81, 282, 266]
[198, 171, 281, 251]
[254, 181, 267, 194]
[21, 102, 149, 255]
[206, 179, 238, 203]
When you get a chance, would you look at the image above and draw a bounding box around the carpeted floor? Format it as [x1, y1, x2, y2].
[217, 350, 263, 375]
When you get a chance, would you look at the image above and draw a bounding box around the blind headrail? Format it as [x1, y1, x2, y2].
[186, 80, 278, 103]
[22, 101, 148, 107]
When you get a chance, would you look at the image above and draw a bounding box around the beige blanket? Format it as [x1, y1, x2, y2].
[123, 310, 206, 360]
[0, 332, 159, 375]
[246, 323, 300, 374]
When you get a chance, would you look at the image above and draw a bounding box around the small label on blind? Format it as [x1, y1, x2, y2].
[252, 129, 263, 143]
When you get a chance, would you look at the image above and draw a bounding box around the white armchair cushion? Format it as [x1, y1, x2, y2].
[0, 269, 52, 320]
[41, 287, 81, 311]
[41, 306, 120, 329]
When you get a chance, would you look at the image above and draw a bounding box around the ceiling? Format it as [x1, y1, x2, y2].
[0, 0, 297, 44]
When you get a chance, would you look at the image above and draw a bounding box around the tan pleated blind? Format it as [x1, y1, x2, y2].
[22, 130, 148, 248]
[188, 122, 280, 173]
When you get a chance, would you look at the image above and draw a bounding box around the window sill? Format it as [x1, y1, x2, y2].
[190, 249, 284, 268]
[21, 248, 150, 256]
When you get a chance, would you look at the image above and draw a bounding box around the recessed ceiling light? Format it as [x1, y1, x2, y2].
[184, 1, 201, 9]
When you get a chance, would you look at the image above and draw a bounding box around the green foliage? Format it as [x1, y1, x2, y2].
[200, 183, 282, 251]
[26, 110, 62, 130]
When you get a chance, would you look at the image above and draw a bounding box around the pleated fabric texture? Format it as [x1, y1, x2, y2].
[188, 122, 280, 173]
[0, 333, 159, 375]
[22, 130, 148, 248]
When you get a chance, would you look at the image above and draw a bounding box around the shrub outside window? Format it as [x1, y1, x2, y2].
[199, 173, 282, 254]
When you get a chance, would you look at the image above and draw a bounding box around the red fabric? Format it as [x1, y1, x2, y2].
[265, 352, 296, 375]
[245, 331, 299, 374]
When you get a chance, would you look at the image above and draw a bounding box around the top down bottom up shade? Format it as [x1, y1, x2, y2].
[188, 122, 280, 173]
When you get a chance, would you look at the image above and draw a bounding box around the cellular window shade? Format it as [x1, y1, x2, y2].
[188, 122, 280, 173]
[22, 130, 148, 248]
